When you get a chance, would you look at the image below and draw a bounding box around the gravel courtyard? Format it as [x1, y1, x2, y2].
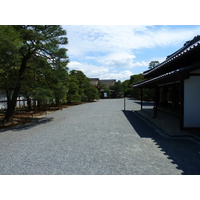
[0, 99, 200, 175]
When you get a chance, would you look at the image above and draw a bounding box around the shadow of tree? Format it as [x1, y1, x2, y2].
[0, 117, 54, 132]
[122, 110, 200, 175]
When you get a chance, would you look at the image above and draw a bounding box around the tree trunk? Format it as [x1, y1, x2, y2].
[4, 84, 21, 123]
[27, 97, 32, 111]
[3, 54, 31, 123]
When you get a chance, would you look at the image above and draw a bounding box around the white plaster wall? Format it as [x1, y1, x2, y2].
[0, 90, 28, 109]
[184, 76, 200, 127]
[0, 90, 6, 99]
[0, 90, 7, 109]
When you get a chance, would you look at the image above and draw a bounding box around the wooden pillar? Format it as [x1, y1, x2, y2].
[180, 81, 184, 129]
[173, 83, 176, 110]
[140, 87, 143, 110]
[18, 95, 20, 108]
[153, 87, 159, 118]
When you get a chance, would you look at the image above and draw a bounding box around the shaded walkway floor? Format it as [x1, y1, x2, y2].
[123, 109, 200, 175]
[131, 100, 200, 140]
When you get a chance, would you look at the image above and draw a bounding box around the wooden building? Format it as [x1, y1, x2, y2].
[99, 79, 116, 87]
[134, 35, 200, 129]
[90, 78, 99, 87]
[90, 78, 116, 88]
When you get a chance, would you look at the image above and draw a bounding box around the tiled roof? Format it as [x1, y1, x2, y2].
[134, 62, 200, 88]
[143, 35, 200, 77]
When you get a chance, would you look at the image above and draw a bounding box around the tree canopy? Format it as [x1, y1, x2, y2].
[0, 25, 155, 124]
[148, 61, 159, 69]
[68, 70, 99, 102]
[0, 25, 69, 122]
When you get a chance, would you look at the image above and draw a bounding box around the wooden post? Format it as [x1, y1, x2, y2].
[18, 95, 20, 108]
[34, 69, 37, 114]
[153, 87, 159, 118]
[180, 81, 184, 129]
[140, 88, 143, 110]
[124, 96, 126, 111]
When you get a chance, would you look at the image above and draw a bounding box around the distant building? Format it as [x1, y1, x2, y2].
[89, 78, 116, 88]
[134, 35, 200, 129]
[99, 79, 116, 87]
[89, 78, 116, 98]
[90, 78, 99, 87]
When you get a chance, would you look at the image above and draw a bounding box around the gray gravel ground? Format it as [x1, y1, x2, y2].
[0, 99, 200, 175]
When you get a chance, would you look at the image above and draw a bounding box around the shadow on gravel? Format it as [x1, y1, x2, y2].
[122, 110, 200, 175]
[0, 117, 53, 132]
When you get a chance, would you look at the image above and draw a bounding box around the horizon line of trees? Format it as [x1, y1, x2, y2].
[96, 73, 154, 101]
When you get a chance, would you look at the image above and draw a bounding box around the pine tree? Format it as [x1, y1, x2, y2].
[68, 70, 99, 102]
[0, 25, 69, 122]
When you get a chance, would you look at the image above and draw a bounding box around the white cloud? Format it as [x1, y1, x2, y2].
[68, 56, 168, 81]
[68, 61, 109, 78]
[97, 52, 150, 69]
[98, 52, 135, 68]
[65, 25, 200, 57]
[68, 61, 133, 81]
[100, 70, 133, 81]
[64, 25, 200, 81]
[129, 61, 149, 68]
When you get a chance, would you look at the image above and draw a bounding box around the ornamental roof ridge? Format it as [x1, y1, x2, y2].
[167, 35, 200, 60]
[143, 35, 200, 77]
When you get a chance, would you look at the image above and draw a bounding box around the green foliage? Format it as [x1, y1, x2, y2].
[128, 74, 154, 100]
[130, 73, 144, 83]
[122, 80, 132, 97]
[98, 83, 111, 98]
[49, 61, 69, 105]
[70, 70, 88, 101]
[67, 75, 81, 102]
[0, 26, 21, 90]
[0, 25, 69, 121]
[149, 61, 159, 69]
[31, 87, 54, 104]
[129, 74, 144, 99]
[84, 84, 100, 101]
[20, 57, 69, 106]
[67, 70, 99, 102]
[110, 81, 124, 98]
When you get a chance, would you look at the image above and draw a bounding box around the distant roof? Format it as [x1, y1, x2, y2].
[166, 35, 200, 60]
[99, 79, 116, 82]
[90, 78, 99, 80]
[99, 79, 116, 86]
[90, 78, 99, 86]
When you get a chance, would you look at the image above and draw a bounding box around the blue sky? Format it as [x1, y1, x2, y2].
[63, 25, 200, 81]
[2, 1, 199, 82]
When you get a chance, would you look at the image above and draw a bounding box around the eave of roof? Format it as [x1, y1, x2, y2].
[134, 61, 200, 88]
[100, 79, 116, 81]
[143, 36, 200, 78]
